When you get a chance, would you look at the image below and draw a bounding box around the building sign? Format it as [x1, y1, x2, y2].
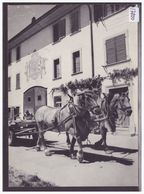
[25, 51, 47, 81]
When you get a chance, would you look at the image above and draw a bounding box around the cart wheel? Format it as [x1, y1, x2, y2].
[32, 134, 39, 145]
[8, 130, 16, 146]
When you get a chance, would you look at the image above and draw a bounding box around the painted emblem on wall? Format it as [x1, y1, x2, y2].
[25, 51, 47, 81]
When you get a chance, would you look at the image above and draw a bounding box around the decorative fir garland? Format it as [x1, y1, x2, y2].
[109, 67, 138, 82]
[55, 67, 138, 95]
[59, 75, 104, 95]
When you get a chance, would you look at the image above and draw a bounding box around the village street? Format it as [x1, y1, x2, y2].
[8, 130, 139, 188]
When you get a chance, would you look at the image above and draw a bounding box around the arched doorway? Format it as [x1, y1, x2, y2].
[23, 86, 47, 117]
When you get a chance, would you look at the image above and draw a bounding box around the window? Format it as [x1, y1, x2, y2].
[8, 108, 11, 120]
[54, 96, 62, 107]
[72, 51, 81, 74]
[103, 4, 115, 17]
[54, 58, 61, 79]
[106, 34, 126, 65]
[53, 19, 66, 42]
[16, 73, 20, 89]
[14, 107, 20, 119]
[37, 95, 42, 101]
[16, 45, 21, 61]
[8, 51, 11, 65]
[28, 97, 31, 102]
[8, 107, 20, 120]
[94, 4, 127, 22]
[70, 9, 80, 33]
[8, 77, 11, 91]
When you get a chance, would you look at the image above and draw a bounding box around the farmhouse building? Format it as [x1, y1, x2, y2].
[8, 3, 140, 134]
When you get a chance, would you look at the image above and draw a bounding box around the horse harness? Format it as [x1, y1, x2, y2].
[50, 101, 87, 135]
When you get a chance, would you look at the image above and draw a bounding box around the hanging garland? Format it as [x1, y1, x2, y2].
[59, 75, 105, 95]
[109, 67, 138, 82]
[55, 67, 138, 96]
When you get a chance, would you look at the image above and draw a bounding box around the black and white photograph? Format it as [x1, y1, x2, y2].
[3, 1, 142, 191]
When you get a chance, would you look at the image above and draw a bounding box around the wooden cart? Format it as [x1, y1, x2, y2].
[8, 119, 39, 146]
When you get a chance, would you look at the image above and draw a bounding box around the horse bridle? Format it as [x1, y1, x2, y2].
[113, 94, 132, 124]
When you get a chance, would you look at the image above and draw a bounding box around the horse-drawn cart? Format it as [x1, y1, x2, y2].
[8, 119, 39, 146]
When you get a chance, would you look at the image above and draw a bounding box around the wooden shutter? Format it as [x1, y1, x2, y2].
[94, 4, 103, 22]
[70, 10, 79, 33]
[115, 34, 126, 62]
[53, 23, 59, 42]
[59, 19, 66, 38]
[16, 46, 20, 61]
[106, 34, 126, 64]
[106, 38, 116, 64]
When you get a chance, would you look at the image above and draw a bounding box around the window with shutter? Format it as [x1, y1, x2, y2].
[106, 38, 116, 64]
[70, 9, 80, 33]
[53, 19, 66, 43]
[103, 4, 115, 17]
[53, 23, 59, 42]
[115, 34, 126, 62]
[106, 34, 126, 65]
[94, 4, 103, 22]
[16, 46, 21, 61]
[94, 3, 128, 21]
[59, 19, 66, 38]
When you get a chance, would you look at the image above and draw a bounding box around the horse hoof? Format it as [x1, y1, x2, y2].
[44, 150, 52, 156]
[77, 151, 83, 163]
[77, 156, 83, 163]
[35, 146, 41, 151]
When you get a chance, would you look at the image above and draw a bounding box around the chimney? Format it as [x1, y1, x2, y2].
[31, 17, 36, 24]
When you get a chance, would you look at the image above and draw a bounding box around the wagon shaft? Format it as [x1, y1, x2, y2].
[15, 127, 36, 135]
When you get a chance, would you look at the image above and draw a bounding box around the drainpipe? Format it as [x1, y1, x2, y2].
[87, 4, 95, 78]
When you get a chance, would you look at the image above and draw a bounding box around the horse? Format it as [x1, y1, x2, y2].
[35, 89, 99, 162]
[89, 90, 132, 150]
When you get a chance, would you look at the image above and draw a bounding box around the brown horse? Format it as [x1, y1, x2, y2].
[35, 90, 98, 162]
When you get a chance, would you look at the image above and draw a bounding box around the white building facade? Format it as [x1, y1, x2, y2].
[8, 3, 140, 134]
